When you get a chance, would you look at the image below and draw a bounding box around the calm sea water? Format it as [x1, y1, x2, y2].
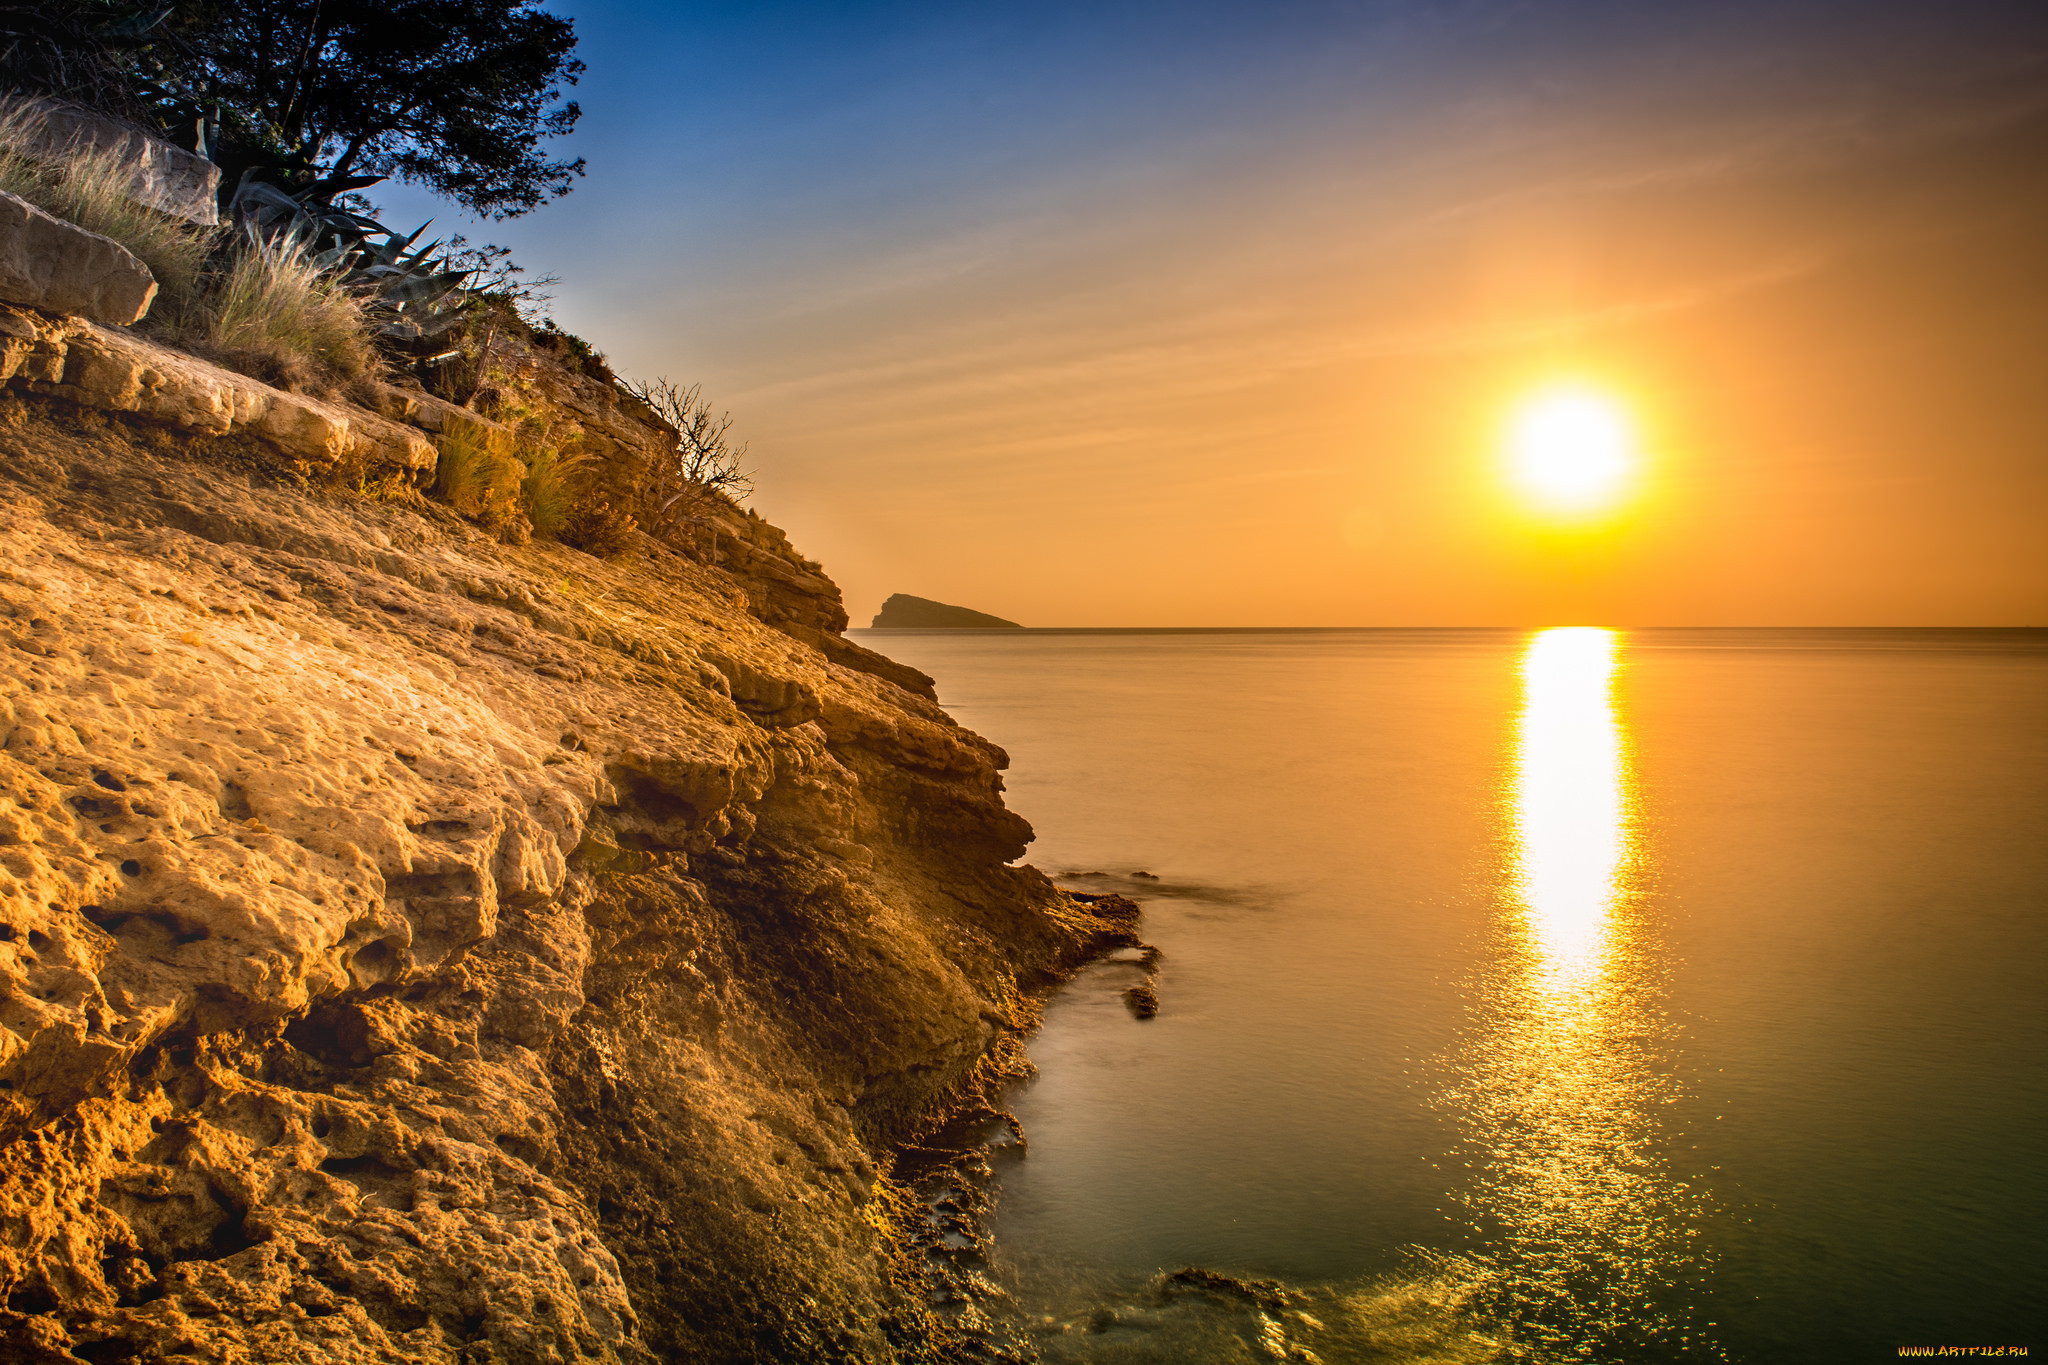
[852, 628, 2048, 1364]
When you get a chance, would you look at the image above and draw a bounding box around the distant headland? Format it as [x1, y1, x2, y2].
[871, 593, 1023, 628]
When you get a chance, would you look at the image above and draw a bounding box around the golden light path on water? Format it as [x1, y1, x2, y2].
[1513, 627, 1629, 988]
[1447, 627, 1717, 1361]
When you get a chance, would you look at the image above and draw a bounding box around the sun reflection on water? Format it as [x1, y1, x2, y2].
[1444, 627, 1719, 1361]
[1512, 626, 1628, 987]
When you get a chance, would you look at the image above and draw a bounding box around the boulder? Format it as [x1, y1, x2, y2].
[0, 190, 157, 325]
[6, 100, 220, 225]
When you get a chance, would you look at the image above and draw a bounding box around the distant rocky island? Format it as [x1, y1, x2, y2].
[870, 593, 1023, 628]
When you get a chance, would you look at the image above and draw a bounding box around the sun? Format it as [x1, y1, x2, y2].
[1506, 387, 1636, 514]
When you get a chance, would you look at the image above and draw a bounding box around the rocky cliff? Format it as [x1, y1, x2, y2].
[0, 331, 1134, 1361]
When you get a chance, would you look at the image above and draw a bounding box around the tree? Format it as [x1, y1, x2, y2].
[626, 377, 756, 523]
[176, 0, 584, 218]
[0, 2, 185, 124]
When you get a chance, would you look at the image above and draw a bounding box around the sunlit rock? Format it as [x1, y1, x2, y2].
[0, 343, 1129, 1359]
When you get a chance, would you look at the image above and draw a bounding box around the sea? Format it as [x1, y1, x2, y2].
[849, 627, 2048, 1364]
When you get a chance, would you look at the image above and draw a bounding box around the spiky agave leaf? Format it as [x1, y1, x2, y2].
[222, 171, 484, 368]
[375, 268, 470, 307]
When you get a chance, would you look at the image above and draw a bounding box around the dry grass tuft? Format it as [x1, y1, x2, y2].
[433, 426, 525, 529]
[0, 100, 382, 395]
[198, 232, 378, 391]
[521, 445, 599, 540]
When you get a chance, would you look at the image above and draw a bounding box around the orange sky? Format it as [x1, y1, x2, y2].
[398, 2, 2048, 625]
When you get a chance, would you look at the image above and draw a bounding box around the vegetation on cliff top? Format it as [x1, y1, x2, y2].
[0, 2, 763, 563]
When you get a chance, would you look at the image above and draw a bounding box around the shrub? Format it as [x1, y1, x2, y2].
[350, 469, 415, 503]
[531, 318, 611, 381]
[432, 426, 525, 529]
[521, 445, 597, 540]
[559, 499, 638, 559]
[0, 99, 215, 322]
[200, 232, 379, 390]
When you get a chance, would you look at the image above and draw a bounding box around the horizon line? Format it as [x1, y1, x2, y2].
[850, 624, 2048, 634]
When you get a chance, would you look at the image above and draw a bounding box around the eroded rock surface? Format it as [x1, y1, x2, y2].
[0, 403, 1130, 1362]
[0, 306, 435, 479]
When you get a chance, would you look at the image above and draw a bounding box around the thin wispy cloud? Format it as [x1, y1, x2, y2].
[385, 0, 2048, 624]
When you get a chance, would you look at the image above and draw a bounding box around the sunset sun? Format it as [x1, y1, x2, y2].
[1507, 387, 1636, 514]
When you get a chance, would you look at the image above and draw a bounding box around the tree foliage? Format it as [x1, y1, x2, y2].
[0, 2, 184, 123]
[179, 0, 583, 218]
[2, 0, 583, 220]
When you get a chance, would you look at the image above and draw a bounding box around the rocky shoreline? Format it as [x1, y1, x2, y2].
[0, 350, 1147, 1362]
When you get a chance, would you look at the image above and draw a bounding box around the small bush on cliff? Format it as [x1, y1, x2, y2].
[0, 98, 213, 318]
[625, 377, 754, 506]
[433, 425, 524, 529]
[520, 444, 597, 540]
[558, 498, 638, 558]
[198, 231, 378, 390]
[530, 316, 611, 381]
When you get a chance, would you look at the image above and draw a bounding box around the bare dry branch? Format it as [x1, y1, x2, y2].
[624, 376, 755, 512]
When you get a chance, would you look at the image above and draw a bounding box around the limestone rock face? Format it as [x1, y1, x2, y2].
[0, 306, 434, 477]
[0, 401, 1125, 1362]
[0, 193, 158, 326]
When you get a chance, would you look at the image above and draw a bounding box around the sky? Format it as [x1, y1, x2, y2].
[378, 0, 2048, 626]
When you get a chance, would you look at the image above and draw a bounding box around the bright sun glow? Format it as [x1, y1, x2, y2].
[1507, 388, 1635, 514]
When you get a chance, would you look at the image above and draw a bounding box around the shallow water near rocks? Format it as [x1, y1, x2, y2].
[854, 627, 2048, 1363]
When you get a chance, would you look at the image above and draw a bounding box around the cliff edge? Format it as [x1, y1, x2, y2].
[0, 362, 1130, 1360]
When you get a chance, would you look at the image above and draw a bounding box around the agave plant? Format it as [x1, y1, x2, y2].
[225, 172, 473, 360]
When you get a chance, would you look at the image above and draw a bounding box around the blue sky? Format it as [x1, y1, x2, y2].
[378, 1, 2048, 624]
